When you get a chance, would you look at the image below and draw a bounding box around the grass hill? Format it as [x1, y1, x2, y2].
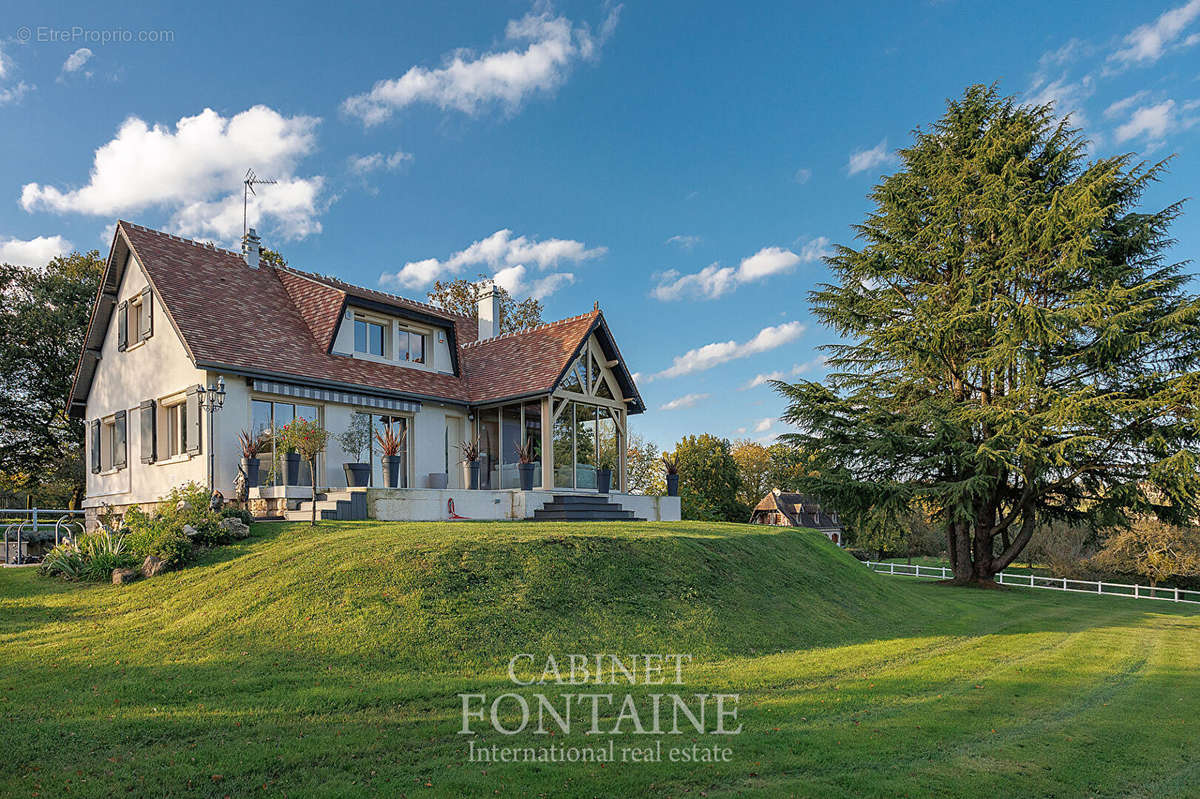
[2, 521, 1198, 797]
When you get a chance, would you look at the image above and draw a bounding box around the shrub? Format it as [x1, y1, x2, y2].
[156, 482, 224, 544]
[40, 528, 136, 582]
[221, 507, 254, 527]
[124, 506, 194, 567]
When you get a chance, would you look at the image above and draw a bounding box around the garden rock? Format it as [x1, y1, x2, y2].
[141, 555, 167, 578]
[176, 499, 192, 512]
[182, 523, 200, 538]
[219, 517, 251, 539]
[112, 567, 138, 585]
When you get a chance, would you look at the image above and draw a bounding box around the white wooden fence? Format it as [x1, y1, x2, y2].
[862, 560, 1200, 605]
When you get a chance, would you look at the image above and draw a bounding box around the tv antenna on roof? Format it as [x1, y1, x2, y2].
[242, 168, 278, 241]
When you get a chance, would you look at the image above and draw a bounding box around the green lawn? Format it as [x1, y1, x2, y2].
[1, 521, 1197, 797]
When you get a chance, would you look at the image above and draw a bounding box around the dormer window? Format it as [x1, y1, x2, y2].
[354, 316, 388, 357]
[399, 327, 426, 364]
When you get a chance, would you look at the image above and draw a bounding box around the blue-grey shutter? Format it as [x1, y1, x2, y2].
[113, 410, 127, 470]
[139, 287, 153, 341]
[90, 420, 101, 474]
[186, 385, 202, 455]
[140, 399, 156, 464]
[116, 301, 128, 351]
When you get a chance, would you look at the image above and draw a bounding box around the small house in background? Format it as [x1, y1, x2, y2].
[749, 489, 843, 545]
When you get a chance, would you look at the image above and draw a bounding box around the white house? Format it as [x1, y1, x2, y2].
[69, 221, 680, 526]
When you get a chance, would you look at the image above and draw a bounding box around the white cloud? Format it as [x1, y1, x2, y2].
[793, 167, 812, 184]
[848, 139, 896, 175]
[738, 356, 826, 390]
[652, 239, 828, 301]
[348, 150, 413, 174]
[20, 105, 324, 242]
[651, 321, 806, 380]
[1111, 0, 1200, 66]
[1026, 74, 1095, 127]
[381, 228, 605, 296]
[0, 44, 32, 105]
[0, 234, 73, 267]
[753, 417, 773, 433]
[1104, 91, 1151, 119]
[60, 47, 93, 76]
[660, 393, 710, 411]
[666, 234, 701, 249]
[492, 263, 575, 300]
[343, 7, 621, 125]
[1115, 99, 1176, 142]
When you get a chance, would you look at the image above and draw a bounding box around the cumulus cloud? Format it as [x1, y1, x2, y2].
[652, 239, 828, 301]
[492, 263, 576, 300]
[1104, 91, 1151, 119]
[848, 139, 896, 175]
[20, 105, 325, 242]
[753, 417, 773, 433]
[0, 44, 32, 105]
[793, 167, 812, 184]
[0, 234, 73, 267]
[1111, 0, 1200, 66]
[659, 393, 710, 411]
[348, 150, 413, 174]
[381, 228, 605, 299]
[650, 321, 806, 380]
[343, 7, 621, 125]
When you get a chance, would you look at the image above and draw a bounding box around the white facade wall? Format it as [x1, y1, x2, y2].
[83, 255, 208, 509]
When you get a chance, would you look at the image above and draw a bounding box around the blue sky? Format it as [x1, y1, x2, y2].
[2, 1, 1199, 449]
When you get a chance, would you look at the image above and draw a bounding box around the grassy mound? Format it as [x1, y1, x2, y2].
[2, 521, 1197, 797]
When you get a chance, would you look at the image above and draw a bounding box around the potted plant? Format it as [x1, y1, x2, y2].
[236, 429, 267, 488]
[596, 459, 613, 495]
[515, 437, 537, 491]
[375, 425, 407, 489]
[336, 412, 373, 487]
[279, 418, 329, 527]
[460, 439, 480, 490]
[662, 452, 679, 496]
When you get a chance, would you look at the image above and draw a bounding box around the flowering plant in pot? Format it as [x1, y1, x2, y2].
[661, 452, 679, 496]
[375, 425, 407, 489]
[515, 437, 538, 491]
[460, 439, 480, 490]
[236, 429, 269, 488]
[336, 413, 373, 487]
[596, 459, 613, 494]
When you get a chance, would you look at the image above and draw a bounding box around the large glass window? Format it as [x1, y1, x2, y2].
[549, 399, 623, 491]
[499, 404, 522, 488]
[553, 403, 573, 488]
[399, 328, 426, 364]
[524, 400, 543, 489]
[369, 414, 409, 488]
[575, 402, 597, 489]
[252, 399, 321, 486]
[479, 409, 499, 490]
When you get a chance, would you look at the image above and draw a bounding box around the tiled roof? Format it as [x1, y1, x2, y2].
[461, 312, 601, 404]
[104, 222, 626, 408]
[752, 491, 840, 529]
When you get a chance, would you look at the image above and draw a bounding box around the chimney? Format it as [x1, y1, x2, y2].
[242, 227, 261, 269]
[476, 279, 501, 340]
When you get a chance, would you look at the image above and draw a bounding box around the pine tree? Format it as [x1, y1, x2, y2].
[775, 84, 1200, 584]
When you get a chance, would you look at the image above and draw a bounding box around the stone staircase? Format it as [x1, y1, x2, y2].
[531, 493, 645, 522]
[283, 489, 368, 522]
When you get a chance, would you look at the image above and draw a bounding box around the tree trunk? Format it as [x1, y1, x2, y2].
[309, 457, 318, 527]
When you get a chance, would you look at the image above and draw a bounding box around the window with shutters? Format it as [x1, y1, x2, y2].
[155, 394, 189, 461]
[98, 415, 125, 472]
[162, 400, 187, 458]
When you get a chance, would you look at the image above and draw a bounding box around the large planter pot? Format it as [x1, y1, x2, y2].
[596, 468, 612, 495]
[239, 457, 260, 488]
[666, 474, 679, 497]
[518, 462, 535, 491]
[381, 455, 402, 489]
[343, 462, 371, 487]
[283, 452, 301, 486]
[467, 460, 481, 490]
